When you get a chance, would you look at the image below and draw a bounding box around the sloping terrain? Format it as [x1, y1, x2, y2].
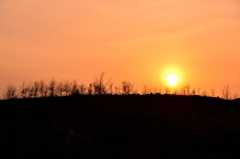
[1, 95, 240, 158]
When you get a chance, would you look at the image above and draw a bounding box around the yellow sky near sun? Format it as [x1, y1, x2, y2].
[0, 0, 240, 97]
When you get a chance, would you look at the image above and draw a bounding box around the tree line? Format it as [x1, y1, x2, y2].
[2, 73, 136, 99]
[2, 72, 238, 100]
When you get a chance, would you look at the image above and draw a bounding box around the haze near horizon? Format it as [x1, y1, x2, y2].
[1, 0, 240, 97]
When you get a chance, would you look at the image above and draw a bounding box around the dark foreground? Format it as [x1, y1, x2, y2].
[1, 95, 240, 159]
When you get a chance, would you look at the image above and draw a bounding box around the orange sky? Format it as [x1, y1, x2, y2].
[1, 0, 240, 97]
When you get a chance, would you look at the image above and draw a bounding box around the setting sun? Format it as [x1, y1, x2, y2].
[167, 74, 179, 86]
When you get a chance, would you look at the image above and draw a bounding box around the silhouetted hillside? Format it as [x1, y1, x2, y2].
[1, 95, 240, 158]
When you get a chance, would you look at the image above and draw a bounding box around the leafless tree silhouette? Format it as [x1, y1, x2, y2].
[88, 84, 93, 95]
[28, 82, 34, 98]
[49, 79, 56, 97]
[142, 85, 148, 95]
[197, 87, 201, 95]
[186, 84, 190, 95]
[202, 90, 207, 97]
[39, 80, 45, 97]
[63, 80, 71, 96]
[56, 80, 64, 96]
[210, 88, 215, 97]
[114, 86, 121, 95]
[108, 82, 113, 95]
[93, 72, 110, 95]
[71, 80, 79, 95]
[165, 87, 170, 95]
[20, 81, 27, 98]
[192, 89, 196, 95]
[3, 84, 17, 99]
[222, 85, 231, 100]
[79, 84, 86, 95]
[122, 81, 133, 95]
[33, 81, 39, 98]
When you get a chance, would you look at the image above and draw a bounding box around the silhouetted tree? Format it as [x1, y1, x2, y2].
[158, 88, 162, 95]
[108, 82, 113, 95]
[192, 89, 196, 95]
[33, 81, 39, 98]
[79, 84, 86, 95]
[197, 87, 201, 95]
[39, 80, 45, 97]
[56, 80, 64, 96]
[202, 90, 207, 97]
[3, 84, 17, 99]
[63, 80, 71, 96]
[93, 72, 110, 95]
[152, 87, 158, 94]
[165, 87, 170, 95]
[186, 84, 190, 95]
[173, 89, 178, 95]
[122, 81, 133, 95]
[28, 83, 34, 98]
[20, 81, 28, 98]
[71, 80, 79, 95]
[142, 85, 148, 95]
[43, 85, 48, 97]
[88, 84, 93, 95]
[210, 88, 215, 97]
[49, 79, 56, 97]
[182, 86, 186, 95]
[142, 85, 153, 95]
[222, 85, 231, 100]
[114, 86, 121, 95]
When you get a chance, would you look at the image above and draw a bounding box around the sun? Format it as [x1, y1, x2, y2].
[167, 74, 179, 86]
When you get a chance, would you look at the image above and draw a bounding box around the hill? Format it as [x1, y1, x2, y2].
[1, 95, 240, 158]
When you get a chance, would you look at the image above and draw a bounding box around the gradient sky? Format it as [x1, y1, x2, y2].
[1, 0, 240, 97]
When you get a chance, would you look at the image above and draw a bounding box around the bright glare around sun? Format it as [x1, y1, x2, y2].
[167, 74, 179, 86]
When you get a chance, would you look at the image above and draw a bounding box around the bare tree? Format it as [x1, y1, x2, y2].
[222, 85, 231, 100]
[71, 80, 79, 95]
[182, 86, 186, 95]
[63, 80, 71, 96]
[114, 86, 121, 95]
[108, 82, 113, 95]
[56, 80, 64, 96]
[186, 84, 190, 95]
[192, 89, 196, 95]
[165, 87, 170, 95]
[142, 85, 148, 95]
[33, 81, 39, 98]
[173, 89, 178, 95]
[152, 87, 158, 94]
[122, 81, 133, 95]
[202, 90, 208, 97]
[197, 87, 201, 95]
[39, 80, 45, 97]
[27, 83, 34, 98]
[49, 79, 56, 97]
[210, 88, 215, 97]
[3, 84, 18, 99]
[88, 84, 93, 95]
[157, 88, 162, 95]
[93, 72, 110, 95]
[43, 84, 48, 97]
[19, 81, 28, 98]
[79, 84, 86, 95]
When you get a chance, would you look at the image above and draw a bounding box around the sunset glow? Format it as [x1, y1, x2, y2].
[1, 0, 240, 97]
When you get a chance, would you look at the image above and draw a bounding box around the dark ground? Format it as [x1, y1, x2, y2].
[1, 95, 240, 159]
